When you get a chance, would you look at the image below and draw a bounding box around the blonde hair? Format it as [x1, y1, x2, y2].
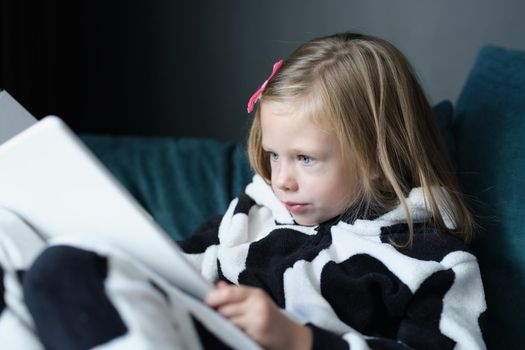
[247, 32, 474, 245]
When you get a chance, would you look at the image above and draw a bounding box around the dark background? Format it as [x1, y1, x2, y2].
[1, 0, 524, 141]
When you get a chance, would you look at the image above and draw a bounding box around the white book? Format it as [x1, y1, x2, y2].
[0, 91, 260, 350]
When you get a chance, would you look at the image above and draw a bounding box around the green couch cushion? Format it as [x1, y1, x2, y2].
[81, 136, 253, 241]
[453, 45, 525, 348]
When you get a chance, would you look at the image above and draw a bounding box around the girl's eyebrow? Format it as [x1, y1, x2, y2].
[290, 144, 326, 154]
[262, 142, 327, 155]
[267, 147, 322, 156]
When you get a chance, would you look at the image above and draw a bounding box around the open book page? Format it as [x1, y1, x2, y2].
[0, 93, 261, 349]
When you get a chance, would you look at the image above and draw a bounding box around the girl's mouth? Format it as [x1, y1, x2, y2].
[284, 202, 308, 214]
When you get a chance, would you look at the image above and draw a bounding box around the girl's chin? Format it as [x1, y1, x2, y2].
[291, 215, 321, 227]
[292, 211, 341, 226]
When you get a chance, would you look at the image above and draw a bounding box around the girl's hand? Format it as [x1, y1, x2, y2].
[205, 281, 312, 350]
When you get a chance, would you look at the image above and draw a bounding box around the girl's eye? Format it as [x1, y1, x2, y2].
[298, 155, 313, 165]
[270, 152, 279, 161]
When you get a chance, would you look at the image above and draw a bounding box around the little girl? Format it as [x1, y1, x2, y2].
[0, 32, 486, 349]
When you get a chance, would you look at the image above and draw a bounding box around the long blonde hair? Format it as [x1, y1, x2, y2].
[248, 32, 473, 245]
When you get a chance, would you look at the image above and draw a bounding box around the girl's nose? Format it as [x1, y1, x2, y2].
[274, 164, 298, 192]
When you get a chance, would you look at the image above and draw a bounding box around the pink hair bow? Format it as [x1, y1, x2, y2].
[247, 59, 284, 113]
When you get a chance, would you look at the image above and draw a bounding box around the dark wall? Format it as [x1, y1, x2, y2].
[0, 2, 77, 127]
[1, 1, 524, 140]
[1, 1, 231, 137]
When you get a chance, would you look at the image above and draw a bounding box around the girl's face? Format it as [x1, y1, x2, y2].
[260, 101, 359, 226]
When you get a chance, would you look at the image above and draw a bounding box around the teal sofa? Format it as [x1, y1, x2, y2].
[81, 45, 525, 349]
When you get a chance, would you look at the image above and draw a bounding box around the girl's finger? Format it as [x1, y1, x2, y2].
[217, 302, 244, 318]
[205, 285, 249, 307]
[215, 280, 229, 289]
[227, 314, 250, 333]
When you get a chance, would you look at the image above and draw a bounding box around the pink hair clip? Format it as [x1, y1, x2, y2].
[247, 59, 284, 113]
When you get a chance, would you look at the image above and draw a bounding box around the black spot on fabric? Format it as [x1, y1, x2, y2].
[320, 254, 412, 337]
[0, 267, 5, 314]
[238, 222, 334, 307]
[233, 193, 256, 215]
[217, 258, 225, 282]
[307, 323, 349, 350]
[478, 308, 488, 345]
[23, 245, 128, 350]
[398, 269, 455, 350]
[215, 260, 234, 285]
[178, 215, 222, 254]
[365, 337, 413, 349]
[16, 270, 25, 283]
[380, 223, 471, 262]
[191, 315, 233, 350]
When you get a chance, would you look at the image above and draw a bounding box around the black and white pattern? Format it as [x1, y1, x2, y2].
[180, 175, 487, 349]
[0, 213, 240, 349]
[0, 175, 487, 349]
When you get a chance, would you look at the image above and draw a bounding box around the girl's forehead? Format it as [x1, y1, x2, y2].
[260, 99, 331, 129]
[260, 101, 339, 152]
[260, 100, 298, 116]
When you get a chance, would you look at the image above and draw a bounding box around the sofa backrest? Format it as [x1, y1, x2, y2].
[453, 45, 525, 348]
[81, 136, 254, 240]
